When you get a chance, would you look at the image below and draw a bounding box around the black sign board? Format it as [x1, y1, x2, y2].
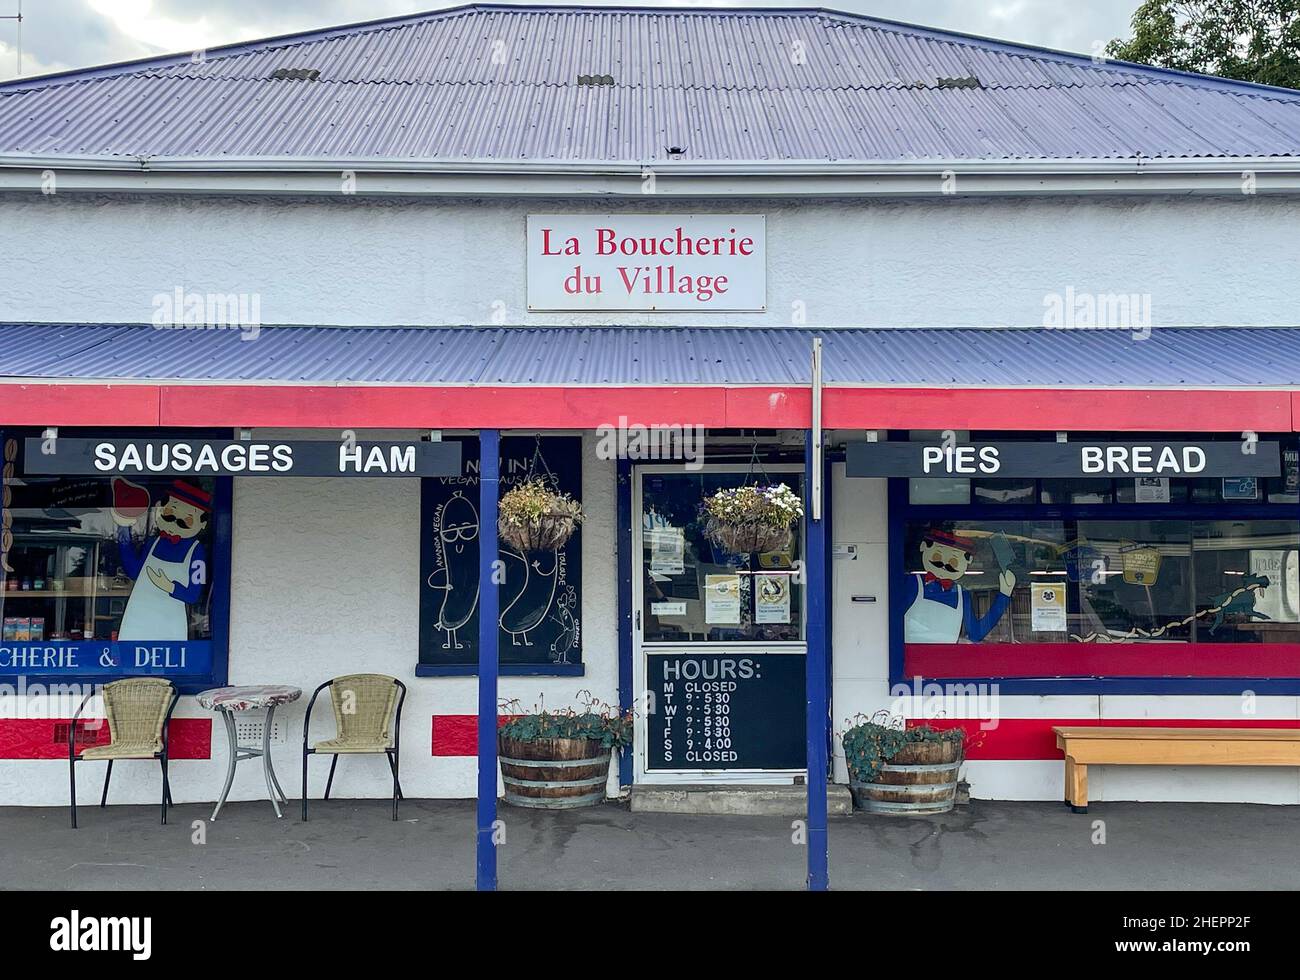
[647, 652, 805, 771]
[846, 440, 1281, 479]
[419, 435, 582, 669]
[23, 438, 461, 478]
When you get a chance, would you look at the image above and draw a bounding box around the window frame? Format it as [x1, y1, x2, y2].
[889, 476, 1300, 695]
[0, 427, 233, 696]
[416, 433, 585, 677]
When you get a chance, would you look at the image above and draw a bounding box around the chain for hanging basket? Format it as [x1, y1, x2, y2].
[497, 436, 584, 554]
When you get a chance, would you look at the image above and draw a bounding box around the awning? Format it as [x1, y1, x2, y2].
[2, 325, 1298, 431]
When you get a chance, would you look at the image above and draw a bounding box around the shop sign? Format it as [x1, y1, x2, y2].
[526, 214, 766, 311]
[0, 639, 212, 678]
[846, 440, 1281, 479]
[23, 439, 462, 478]
[647, 652, 804, 771]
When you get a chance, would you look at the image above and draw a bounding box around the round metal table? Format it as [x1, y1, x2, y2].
[196, 685, 302, 820]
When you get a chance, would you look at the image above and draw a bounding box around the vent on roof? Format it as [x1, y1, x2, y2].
[665, 146, 687, 160]
[577, 74, 615, 86]
[936, 75, 981, 89]
[271, 68, 321, 81]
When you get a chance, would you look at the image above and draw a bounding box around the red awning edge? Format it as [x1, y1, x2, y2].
[0, 383, 1292, 432]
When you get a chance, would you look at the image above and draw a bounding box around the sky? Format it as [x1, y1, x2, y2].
[0, 0, 1144, 81]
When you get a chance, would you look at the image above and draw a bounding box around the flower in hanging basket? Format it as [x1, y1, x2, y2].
[701, 483, 803, 555]
[498, 479, 584, 553]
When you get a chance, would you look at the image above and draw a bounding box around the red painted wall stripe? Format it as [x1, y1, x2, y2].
[431, 714, 515, 757]
[0, 717, 211, 760]
[905, 642, 1300, 679]
[1, 382, 1296, 432]
[915, 717, 1300, 760]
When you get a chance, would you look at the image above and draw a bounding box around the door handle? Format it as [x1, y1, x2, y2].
[851, 595, 877, 603]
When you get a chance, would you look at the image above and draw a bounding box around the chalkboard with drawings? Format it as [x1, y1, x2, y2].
[419, 436, 582, 668]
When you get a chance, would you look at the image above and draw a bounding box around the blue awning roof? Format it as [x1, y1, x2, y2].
[2, 325, 1299, 389]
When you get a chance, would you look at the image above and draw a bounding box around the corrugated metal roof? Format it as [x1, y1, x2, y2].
[1, 5, 1298, 163]
[4, 324, 1300, 388]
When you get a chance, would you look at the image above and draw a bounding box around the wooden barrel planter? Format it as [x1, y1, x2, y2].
[498, 735, 611, 809]
[850, 740, 963, 815]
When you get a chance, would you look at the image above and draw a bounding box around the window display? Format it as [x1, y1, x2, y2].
[418, 435, 583, 672]
[903, 518, 1300, 648]
[0, 430, 229, 688]
[641, 470, 805, 644]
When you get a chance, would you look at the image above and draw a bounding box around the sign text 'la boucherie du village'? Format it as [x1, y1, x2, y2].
[527, 214, 767, 311]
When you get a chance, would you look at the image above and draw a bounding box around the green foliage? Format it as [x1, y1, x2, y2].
[498, 479, 584, 527]
[1107, 0, 1300, 90]
[498, 691, 634, 750]
[840, 715, 965, 784]
[701, 483, 804, 529]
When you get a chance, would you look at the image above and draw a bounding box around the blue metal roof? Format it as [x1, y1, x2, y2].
[1, 5, 1298, 164]
[2, 325, 1299, 388]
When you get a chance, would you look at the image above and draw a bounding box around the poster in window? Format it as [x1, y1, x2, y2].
[648, 527, 685, 576]
[1031, 583, 1067, 633]
[704, 573, 741, 625]
[1222, 477, 1259, 501]
[419, 436, 582, 668]
[1134, 477, 1170, 503]
[755, 573, 791, 624]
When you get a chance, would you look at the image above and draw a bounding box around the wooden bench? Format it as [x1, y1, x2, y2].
[1053, 726, 1300, 813]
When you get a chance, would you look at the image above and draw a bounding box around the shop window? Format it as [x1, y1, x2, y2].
[0, 431, 230, 690]
[418, 435, 583, 675]
[640, 471, 805, 644]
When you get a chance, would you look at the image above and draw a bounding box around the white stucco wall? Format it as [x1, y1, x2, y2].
[0, 429, 618, 807]
[1, 192, 1298, 328]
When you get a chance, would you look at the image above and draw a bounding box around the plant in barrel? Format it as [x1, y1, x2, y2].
[841, 712, 966, 815]
[497, 437, 584, 554]
[497, 692, 633, 809]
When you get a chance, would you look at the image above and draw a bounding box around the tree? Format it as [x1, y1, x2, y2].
[1107, 0, 1300, 90]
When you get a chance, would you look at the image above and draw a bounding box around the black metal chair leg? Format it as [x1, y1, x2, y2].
[100, 760, 114, 807]
[324, 755, 339, 800]
[69, 758, 78, 829]
[160, 756, 170, 825]
[162, 755, 173, 808]
[385, 752, 404, 799]
[388, 752, 399, 821]
[301, 749, 309, 821]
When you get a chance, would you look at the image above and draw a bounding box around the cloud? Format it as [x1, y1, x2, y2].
[0, 0, 1142, 83]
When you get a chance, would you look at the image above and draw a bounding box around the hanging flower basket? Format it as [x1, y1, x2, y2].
[702, 483, 803, 556]
[498, 479, 584, 554]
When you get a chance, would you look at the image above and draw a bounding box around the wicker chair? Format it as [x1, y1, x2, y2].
[301, 674, 406, 821]
[69, 677, 179, 829]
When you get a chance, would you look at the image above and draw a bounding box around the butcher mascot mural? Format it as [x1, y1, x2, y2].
[111, 478, 211, 641]
[904, 528, 1015, 644]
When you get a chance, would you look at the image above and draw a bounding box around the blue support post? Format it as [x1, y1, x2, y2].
[805, 429, 830, 891]
[476, 429, 501, 892]
[616, 456, 634, 788]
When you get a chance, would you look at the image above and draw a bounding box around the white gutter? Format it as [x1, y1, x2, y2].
[0, 155, 1298, 197]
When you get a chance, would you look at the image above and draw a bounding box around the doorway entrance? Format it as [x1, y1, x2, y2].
[632, 464, 807, 785]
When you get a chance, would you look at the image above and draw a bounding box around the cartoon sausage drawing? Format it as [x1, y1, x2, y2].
[427, 493, 480, 649]
[500, 548, 560, 646]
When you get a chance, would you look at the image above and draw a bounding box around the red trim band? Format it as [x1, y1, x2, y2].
[0, 383, 1293, 431]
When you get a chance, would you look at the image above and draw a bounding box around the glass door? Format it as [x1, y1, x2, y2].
[633, 464, 807, 784]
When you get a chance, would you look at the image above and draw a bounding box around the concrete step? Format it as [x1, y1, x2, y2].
[629, 783, 854, 816]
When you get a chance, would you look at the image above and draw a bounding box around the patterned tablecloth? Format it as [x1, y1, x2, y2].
[196, 685, 303, 712]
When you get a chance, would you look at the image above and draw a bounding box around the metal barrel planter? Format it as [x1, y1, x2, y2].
[850, 740, 963, 815]
[498, 735, 611, 809]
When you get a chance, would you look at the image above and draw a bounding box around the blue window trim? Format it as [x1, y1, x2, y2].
[415, 663, 585, 678]
[886, 436, 1300, 696]
[0, 427, 234, 697]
